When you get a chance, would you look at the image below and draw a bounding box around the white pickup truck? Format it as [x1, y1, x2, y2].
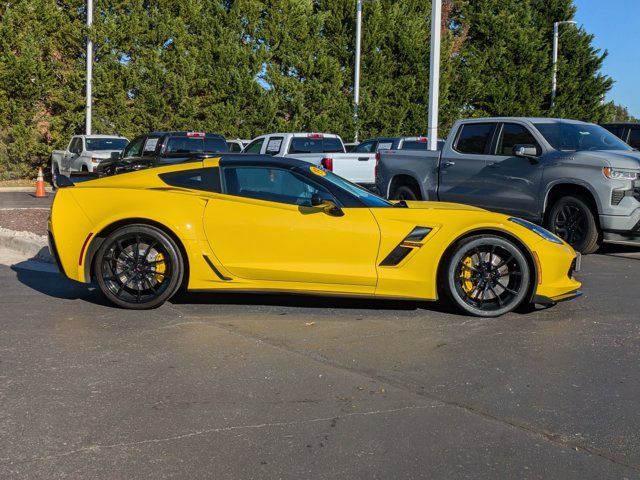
[50, 134, 129, 178]
[242, 133, 376, 187]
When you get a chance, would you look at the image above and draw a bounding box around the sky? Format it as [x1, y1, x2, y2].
[574, 0, 640, 117]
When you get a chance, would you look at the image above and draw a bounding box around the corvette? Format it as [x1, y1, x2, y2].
[48, 155, 581, 316]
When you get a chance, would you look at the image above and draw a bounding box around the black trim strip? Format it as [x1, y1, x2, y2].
[379, 226, 432, 267]
[203, 255, 232, 281]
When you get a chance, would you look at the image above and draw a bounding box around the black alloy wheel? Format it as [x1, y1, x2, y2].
[443, 235, 531, 317]
[95, 225, 184, 309]
[547, 195, 600, 254]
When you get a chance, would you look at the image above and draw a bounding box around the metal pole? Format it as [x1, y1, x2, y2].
[354, 0, 362, 143]
[551, 21, 559, 108]
[427, 0, 441, 151]
[85, 0, 93, 135]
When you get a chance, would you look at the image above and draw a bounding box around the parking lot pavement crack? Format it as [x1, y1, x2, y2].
[202, 318, 640, 474]
[2, 405, 432, 465]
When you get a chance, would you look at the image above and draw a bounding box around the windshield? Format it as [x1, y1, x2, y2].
[86, 138, 129, 151]
[315, 169, 393, 207]
[533, 122, 631, 152]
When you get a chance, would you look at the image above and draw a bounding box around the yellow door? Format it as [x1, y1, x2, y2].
[202, 166, 380, 287]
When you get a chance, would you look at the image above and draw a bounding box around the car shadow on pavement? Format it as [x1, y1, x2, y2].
[597, 243, 640, 260]
[11, 260, 112, 307]
[171, 290, 461, 314]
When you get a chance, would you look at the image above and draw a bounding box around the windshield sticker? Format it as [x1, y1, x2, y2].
[310, 166, 327, 177]
[144, 137, 159, 152]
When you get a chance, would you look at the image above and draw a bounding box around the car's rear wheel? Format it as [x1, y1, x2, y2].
[95, 225, 184, 309]
[391, 184, 420, 201]
[442, 235, 531, 317]
[546, 195, 601, 254]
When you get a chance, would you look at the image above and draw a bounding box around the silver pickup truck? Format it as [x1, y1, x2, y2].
[376, 117, 640, 254]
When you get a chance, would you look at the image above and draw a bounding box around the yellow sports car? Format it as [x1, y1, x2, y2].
[48, 155, 581, 316]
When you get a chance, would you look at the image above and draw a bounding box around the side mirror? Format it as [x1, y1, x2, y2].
[513, 144, 538, 158]
[311, 194, 344, 217]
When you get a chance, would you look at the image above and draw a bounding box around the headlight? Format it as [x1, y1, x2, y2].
[508, 217, 563, 244]
[91, 157, 101, 164]
[603, 167, 639, 181]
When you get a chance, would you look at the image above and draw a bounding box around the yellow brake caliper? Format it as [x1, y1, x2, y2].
[154, 253, 166, 283]
[460, 256, 475, 295]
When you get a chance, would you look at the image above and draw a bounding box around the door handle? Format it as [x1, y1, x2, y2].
[358, 157, 369, 161]
[442, 161, 455, 168]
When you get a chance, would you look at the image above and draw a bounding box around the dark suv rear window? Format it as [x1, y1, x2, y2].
[455, 123, 494, 154]
[165, 137, 228, 154]
[288, 137, 344, 154]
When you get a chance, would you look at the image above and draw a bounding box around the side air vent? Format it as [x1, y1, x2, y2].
[379, 226, 432, 267]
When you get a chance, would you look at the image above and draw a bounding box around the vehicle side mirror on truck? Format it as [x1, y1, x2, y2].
[513, 144, 538, 158]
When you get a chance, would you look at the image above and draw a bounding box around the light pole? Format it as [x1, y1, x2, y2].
[427, 0, 441, 151]
[85, 0, 93, 135]
[353, 0, 362, 143]
[551, 20, 576, 108]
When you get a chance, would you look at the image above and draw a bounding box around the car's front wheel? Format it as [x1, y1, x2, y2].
[442, 235, 531, 317]
[95, 225, 184, 309]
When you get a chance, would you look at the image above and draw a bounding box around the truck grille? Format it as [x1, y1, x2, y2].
[611, 190, 626, 205]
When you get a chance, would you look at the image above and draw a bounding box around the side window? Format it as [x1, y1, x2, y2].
[454, 123, 495, 155]
[497, 123, 540, 156]
[160, 168, 221, 193]
[143, 136, 160, 154]
[223, 167, 333, 206]
[354, 141, 375, 153]
[265, 137, 283, 155]
[244, 138, 264, 154]
[629, 129, 640, 150]
[70, 138, 82, 154]
[228, 142, 242, 152]
[123, 137, 145, 158]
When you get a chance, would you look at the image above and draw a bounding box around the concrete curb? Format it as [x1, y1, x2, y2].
[0, 227, 54, 264]
[0, 186, 54, 193]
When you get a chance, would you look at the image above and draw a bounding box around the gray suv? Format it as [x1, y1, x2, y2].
[376, 118, 640, 253]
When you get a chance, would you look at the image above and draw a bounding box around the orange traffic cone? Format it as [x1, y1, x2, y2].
[35, 167, 46, 198]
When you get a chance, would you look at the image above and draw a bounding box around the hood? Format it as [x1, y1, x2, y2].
[402, 200, 486, 212]
[578, 150, 640, 170]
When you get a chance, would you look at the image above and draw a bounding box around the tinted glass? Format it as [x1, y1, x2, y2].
[354, 141, 375, 153]
[402, 140, 429, 150]
[228, 142, 242, 152]
[629, 128, 640, 149]
[244, 138, 264, 154]
[455, 123, 494, 154]
[223, 167, 332, 206]
[123, 137, 144, 158]
[204, 137, 228, 153]
[602, 125, 622, 138]
[160, 168, 221, 192]
[70, 138, 81, 154]
[497, 123, 539, 155]
[85, 138, 128, 151]
[289, 137, 345, 154]
[534, 122, 631, 152]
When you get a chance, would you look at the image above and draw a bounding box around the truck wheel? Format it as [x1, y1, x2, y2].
[391, 185, 420, 201]
[441, 235, 531, 317]
[51, 161, 60, 189]
[546, 195, 601, 254]
[95, 225, 184, 310]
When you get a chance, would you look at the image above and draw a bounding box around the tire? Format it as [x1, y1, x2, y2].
[81, 165, 88, 172]
[545, 195, 601, 254]
[50, 160, 60, 189]
[442, 235, 531, 317]
[94, 225, 184, 309]
[391, 184, 420, 201]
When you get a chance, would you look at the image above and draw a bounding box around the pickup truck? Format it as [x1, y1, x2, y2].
[50, 135, 129, 178]
[376, 117, 640, 254]
[354, 136, 444, 153]
[242, 133, 377, 188]
[98, 131, 228, 175]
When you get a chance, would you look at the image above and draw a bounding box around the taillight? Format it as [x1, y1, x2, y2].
[416, 137, 427, 143]
[187, 131, 206, 138]
[321, 157, 333, 171]
[307, 133, 324, 139]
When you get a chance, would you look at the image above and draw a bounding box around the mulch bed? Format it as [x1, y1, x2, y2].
[0, 209, 49, 236]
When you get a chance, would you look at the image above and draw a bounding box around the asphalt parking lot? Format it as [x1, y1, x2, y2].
[0, 243, 639, 479]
